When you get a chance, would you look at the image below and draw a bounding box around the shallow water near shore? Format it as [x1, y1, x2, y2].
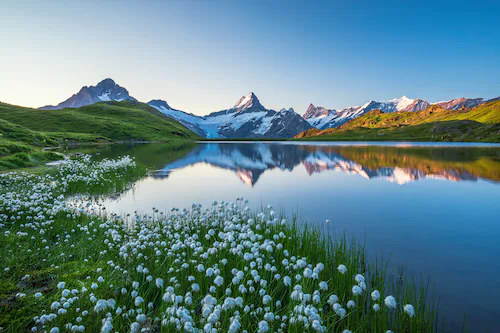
[78, 141, 500, 332]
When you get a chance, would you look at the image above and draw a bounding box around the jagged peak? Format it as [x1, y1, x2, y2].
[303, 103, 336, 119]
[230, 92, 266, 112]
[97, 78, 117, 86]
[234, 92, 260, 108]
[148, 99, 172, 110]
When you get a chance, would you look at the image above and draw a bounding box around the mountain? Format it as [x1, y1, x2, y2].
[302, 95, 500, 130]
[304, 96, 431, 130]
[433, 97, 484, 110]
[295, 100, 500, 142]
[31, 77, 498, 139]
[148, 92, 312, 138]
[303, 104, 334, 119]
[231, 92, 266, 113]
[39, 78, 137, 110]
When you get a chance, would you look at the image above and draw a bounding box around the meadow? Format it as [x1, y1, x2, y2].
[0, 101, 199, 170]
[0, 155, 445, 333]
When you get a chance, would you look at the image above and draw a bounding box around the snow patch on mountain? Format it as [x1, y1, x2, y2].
[97, 93, 111, 101]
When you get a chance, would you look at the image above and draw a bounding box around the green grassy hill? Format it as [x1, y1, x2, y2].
[0, 100, 198, 142]
[295, 100, 500, 142]
[0, 101, 198, 170]
[0, 118, 63, 169]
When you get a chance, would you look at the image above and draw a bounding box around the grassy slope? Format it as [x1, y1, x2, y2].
[0, 119, 64, 169]
[0, 101, 199, 142]
[295, 101, 500, 142]
[0, 101, 199, 170]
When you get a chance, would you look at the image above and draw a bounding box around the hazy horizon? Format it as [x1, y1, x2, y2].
[1, 0, 499, 115]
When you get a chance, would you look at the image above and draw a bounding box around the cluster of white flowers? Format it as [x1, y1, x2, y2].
[0, 158, 417, 333]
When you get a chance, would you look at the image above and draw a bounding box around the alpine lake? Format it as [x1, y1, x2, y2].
[69, 141, 500, 332]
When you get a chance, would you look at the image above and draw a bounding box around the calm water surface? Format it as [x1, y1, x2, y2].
[82, 142, 500, 332]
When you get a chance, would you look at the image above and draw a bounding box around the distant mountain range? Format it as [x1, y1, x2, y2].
[148, 93, 311, 138]
[303, 96, 497, 130]
[35, 78, 498, 138]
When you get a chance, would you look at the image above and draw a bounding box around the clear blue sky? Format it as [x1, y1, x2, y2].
[0, 0, 499, 115]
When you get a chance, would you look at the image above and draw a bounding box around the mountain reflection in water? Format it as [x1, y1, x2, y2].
[155, 143, 500, 186]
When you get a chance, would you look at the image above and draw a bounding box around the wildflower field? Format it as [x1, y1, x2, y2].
[1, 156, 441, 332]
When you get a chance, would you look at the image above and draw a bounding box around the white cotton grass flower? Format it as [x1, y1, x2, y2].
[258, 320, 269, 333]
[134, 296, 144, 307]
[283, 276, 291, 286]
[404, 304, 415, 317]
[130, 322, 140, 333]
[371, 290, 380, 301]
[214, 276, 224, 287]
[352, 285, 362, 296]
[373, 303, 380, 311]
[328, 294, 339, 305]
[347, 300, 356, 309]
[384, 295, 397, 309]
[337, 264, 348, 274]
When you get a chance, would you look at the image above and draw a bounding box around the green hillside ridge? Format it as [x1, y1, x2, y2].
[0, 101, 199, 170]
[295, 100, 500, 142]
[0, 100, 198, 141]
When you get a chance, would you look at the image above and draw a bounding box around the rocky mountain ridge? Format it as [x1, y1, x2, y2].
[36, 78, 498, 137]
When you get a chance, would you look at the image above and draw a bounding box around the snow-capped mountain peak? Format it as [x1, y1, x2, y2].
[392, 95, 414, 110]
[303, 104, 335, 119]
[232, 92, 265, 112]
[279, 108, 295, 113]
[39, 78, 136, 110]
